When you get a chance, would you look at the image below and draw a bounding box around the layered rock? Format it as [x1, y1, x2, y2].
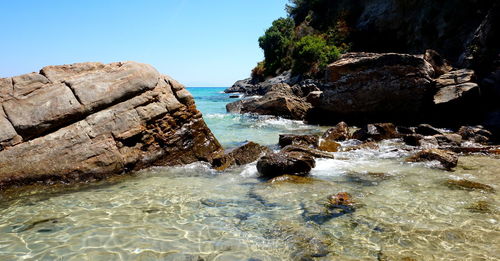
[309, 52, 435, 123]
[0, 62, 223, 189]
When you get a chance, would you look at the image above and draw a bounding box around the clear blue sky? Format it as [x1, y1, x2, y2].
[0, 0, 289, 86]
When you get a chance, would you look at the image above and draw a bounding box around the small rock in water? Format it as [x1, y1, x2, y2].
[278, 134, 319, 148]
[267, 174, 315, 185]
[458, 125, 492, 144]
[318, 139, 341, 152]
[445, 179, 495, 192]
[416, 124, 443, 136]
[256, 152, 315, 179]
[327, 192, 353, 206]
[406, 149, 458, 170]
[322, 121, 350, 141]
[466, 201, 493, 213]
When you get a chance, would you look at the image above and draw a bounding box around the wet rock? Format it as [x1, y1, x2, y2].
[403, 134, 424, 146]
[466, 201, 493, 213]
[318, 139, 341, 152]
[228, 142, 270, 166]
[321, 121, 350, 141]
[434, 134, 463, 146]
[0, 62, 223, 190]
[352, 123, 399, 141]
[406, 149, 458, 170]
[281, 145, 335, 159]
[419, 136, 440, 148]
[226, 86, 312, 120]
[278, 134, 319, 148]
[211, 142, 270, 170]
[267, 174, 316, 185]
[446, 179, 495, 192]
[229, 95, 240, 98]
[256, 152, 315, 179]
[415, 124, 444, 136]
[343, 141, 379, 151]
[327, 192, 353, 207]
[458, 125, 493, 143]
[445, 146, 500, 155]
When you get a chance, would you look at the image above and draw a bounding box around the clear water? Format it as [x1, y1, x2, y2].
[0, 88, 498, 260]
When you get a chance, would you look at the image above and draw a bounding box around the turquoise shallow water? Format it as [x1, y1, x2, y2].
[0, 87, 498, 260]
[188, 87, 328, 148]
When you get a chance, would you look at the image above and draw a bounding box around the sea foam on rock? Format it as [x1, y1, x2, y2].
[0, 61, 223, 189]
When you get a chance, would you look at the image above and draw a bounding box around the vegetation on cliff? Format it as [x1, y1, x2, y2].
[254, 0, 351, 79]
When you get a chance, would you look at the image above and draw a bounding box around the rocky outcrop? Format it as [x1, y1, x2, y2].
[406, 149, 458, 170]
[322, 121, 350, 141]
[308, 53, 435, 123]
[0, 62, 223, 189]
[226, 83, 312, 120]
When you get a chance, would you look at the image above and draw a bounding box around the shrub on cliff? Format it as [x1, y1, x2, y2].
[292, 35, 340, 76]
[251, 61, 266, 82]
[258, 18, 295, 76]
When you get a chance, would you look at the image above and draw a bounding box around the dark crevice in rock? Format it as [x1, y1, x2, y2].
[62, 81, 83, 105]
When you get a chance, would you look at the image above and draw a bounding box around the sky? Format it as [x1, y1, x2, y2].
[0, 0, 289, 87]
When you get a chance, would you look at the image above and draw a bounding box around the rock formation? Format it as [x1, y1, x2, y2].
[0, 61, 223, 189]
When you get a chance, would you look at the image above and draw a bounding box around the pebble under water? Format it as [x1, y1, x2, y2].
[0, 87, 498, 260]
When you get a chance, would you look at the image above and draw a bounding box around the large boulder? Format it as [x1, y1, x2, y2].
[309, 53, 434, 124]
[0, 62, 223, 189]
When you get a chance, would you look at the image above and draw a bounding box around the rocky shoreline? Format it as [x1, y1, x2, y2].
[225, 51, 496, 131]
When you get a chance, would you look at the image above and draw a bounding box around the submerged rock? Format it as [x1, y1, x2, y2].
[0, 62, 223, 190]
[256, 152, 315, 179]
[466, 201, 493, 213]
[267, 174, 316, 185]
[327, 192, 353, 207]
[406, 149, 458, 170]
[446, 179, 495, 193]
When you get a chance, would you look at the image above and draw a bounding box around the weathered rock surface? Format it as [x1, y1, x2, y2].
[352, 123, 399, 141]
[309, 53, 434, 123]
[226, 83, 311, 120]
[406, 149, 458, 170]
[433, 69, 479, 104]
[211, 141, 270, 170]
[322, 121, 350, 141]
[278, 134, 319, 148]
[0, 62, 223, 189]
[281, 145, 335, 159]
[458, 125, 492, 143]
[257, 152, 315, 179]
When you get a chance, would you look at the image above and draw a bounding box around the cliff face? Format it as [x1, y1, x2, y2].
[0, 62, 223, 189]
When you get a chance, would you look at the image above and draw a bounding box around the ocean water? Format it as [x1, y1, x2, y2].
[188, 87, 329, 148]
[0, 88, 498, 260]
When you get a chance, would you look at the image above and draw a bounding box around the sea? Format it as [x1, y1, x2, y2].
[0, 87, 498, 260]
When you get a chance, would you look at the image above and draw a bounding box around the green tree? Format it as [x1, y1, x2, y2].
[258, 18, 295, 76]
[292, 35, 340, 76]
